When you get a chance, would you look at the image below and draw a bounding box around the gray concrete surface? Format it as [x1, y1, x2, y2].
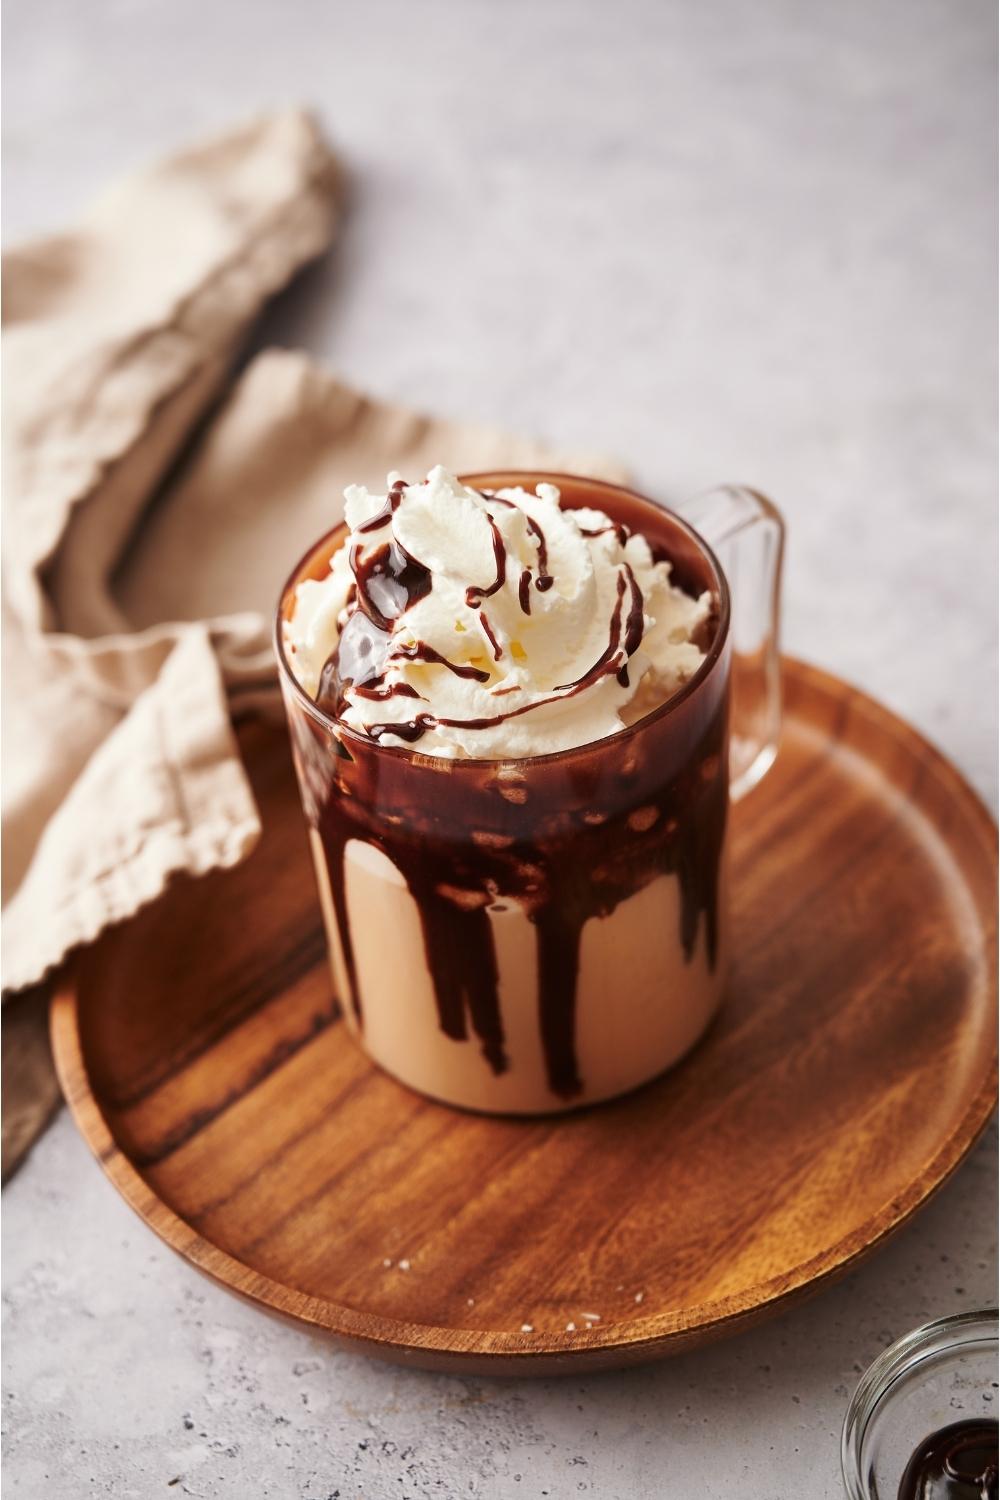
[3, 1, 997, 1496]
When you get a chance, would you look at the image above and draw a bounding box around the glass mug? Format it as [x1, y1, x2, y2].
[275, 473, 784, 1114]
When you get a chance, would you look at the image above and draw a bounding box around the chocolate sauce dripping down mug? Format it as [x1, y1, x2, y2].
[275, 473, 785, 1115]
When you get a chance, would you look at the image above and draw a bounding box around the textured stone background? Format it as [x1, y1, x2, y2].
[3, 1, 996, 1496]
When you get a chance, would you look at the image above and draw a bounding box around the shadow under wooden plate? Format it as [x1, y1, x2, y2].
[51, 659, 998, 1374]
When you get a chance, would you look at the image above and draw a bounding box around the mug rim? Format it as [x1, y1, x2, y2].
[273, 470, 732, 771]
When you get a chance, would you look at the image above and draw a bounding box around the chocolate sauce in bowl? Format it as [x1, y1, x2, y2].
[897, 1419, 998, 1500]
[282, 476, 729, 1099]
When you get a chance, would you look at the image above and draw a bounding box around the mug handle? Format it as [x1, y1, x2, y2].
[677, 486, 786, 801]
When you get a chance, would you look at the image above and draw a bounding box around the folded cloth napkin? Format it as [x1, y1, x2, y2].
[2, 114, 623, 1175]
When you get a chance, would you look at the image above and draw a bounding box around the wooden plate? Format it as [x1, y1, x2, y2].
[51, 659, 998, 1374]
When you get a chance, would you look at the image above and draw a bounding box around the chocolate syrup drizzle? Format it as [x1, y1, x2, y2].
[465, 514, 507, 607]
[356, 476, 407, 533]
[526, 514, 554, 591]
[394, 641, 490, 682]
[315, 490, 432, 718]
[579, 521, 629, 547]
[358, 558, 645, 746]
[479, 612, 503, 661]
[289, 479, 728, 1097]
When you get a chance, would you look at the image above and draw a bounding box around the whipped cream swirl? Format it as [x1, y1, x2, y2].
[284, 467, 713, 759]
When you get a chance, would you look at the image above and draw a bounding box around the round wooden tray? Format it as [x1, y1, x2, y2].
[51, 659, 997, 1374]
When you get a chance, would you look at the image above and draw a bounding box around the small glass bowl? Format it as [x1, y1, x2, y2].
[842, 1309, 998, 1499]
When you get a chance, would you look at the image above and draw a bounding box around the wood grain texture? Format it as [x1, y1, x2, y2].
[51, 659, 998, 1374]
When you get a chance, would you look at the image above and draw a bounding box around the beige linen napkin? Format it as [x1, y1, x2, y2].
[3, 110, 342, 995]
[2, 117, 622, 1176]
